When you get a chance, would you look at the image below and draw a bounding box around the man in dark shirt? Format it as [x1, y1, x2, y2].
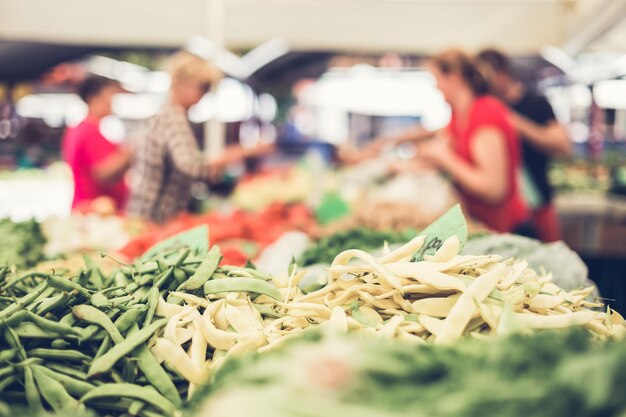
[477, 49, 571, 242]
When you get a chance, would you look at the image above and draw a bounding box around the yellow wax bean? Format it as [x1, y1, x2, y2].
[437, 264, 506, 344]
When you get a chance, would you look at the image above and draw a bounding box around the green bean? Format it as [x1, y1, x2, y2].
[157, 258, 169, 272]
[110, 295, 134, 306]
[47, 363, 89, 381]
[80, 383, 175, 415]
[0, 271, 48, 291]
[13, 322, 59, 339]
[24, 365, 44, 413]
[126, 282, 139, 293]
[47, 276, 91, 297]
[139, 409, 165, 417]
[26, 312, 83, 336]
[91, 292, 110, 308]
[29, 348, 92, 363]
[13, 358, 44, 370]
[60, 312, 77, 327]
[177, 246, 221, 291]
[24, 287, 56, 311]
[129, 400, 144, 416]
[3, 326, 26, 360]
[123, 358, 138, 382]
[75, 270, 90, 288]
[116, 309, 146, 334]
[166, 248, 190, 268]
[75, 307, 181, 405]
[0, 281, 48, 320]
[94, 335, 112, 361]
[143, 287, 159, 327]
[32, 365, 96, 397]
[138, 261, 159, 274]
[51, 339, 72, 349]
[87, 398, 135, 412]
[0, 400, 9, 417]
[136, 274, 154, 286]
[35, 292, 69, 316]
[129, 325, 182, 406]
[165, 279, 179, 292]
[115, 270, 132, 287]
[80, 324, 104, 342]
[204, 277, 282, 300]
[155, 267, 174, 289]
[166, 294, 184, 305]
[0, 349, 16, 363]
[110, 369, 125, 383]
[253, 303, 282, 319]
[0, 309, 28, 327]
[180, 266, 197, 276]
[101, 285, 127, 295]
[0, 367, 13, 380]
[221, 265, 270, 281]
[173, 268, 187, 285]
[88, 318, 167, 377]
[32, 366, 82, 412]
[74, 305, 124, 342]
[0, 376, 18, 392]
[88, 267, 105, 290]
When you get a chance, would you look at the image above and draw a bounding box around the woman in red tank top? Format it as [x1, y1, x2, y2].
[418, 50, 528, 232]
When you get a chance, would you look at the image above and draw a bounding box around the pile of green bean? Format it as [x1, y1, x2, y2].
[0, 246, 272, 417]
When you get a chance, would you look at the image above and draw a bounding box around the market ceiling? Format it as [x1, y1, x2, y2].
[1, 0, 625, 56]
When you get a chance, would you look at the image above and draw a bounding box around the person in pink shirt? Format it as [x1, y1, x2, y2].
[62, 76, 131, 212]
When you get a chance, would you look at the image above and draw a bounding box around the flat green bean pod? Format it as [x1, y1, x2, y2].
[32, 366, 83, 412]
[29, 348, 92, 363]
[47, 276, 91, 298]
[80, 383, 176, 415]
[177, 246, 221, 291]
[0, 282, 48, 320]
[32, 365, 96, 397]
[24, 366, 44, 413]
[88, 318, 167, 377]
[0, 375, 18, 392]
[0, 349, 17, 363]
[204, 278, 282, 301]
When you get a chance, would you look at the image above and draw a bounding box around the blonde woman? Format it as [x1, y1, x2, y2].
[127, 52, 256, 223]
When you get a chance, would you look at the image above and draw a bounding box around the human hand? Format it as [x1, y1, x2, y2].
[337, 145, 364, 165]
[417, 136, 452, 168]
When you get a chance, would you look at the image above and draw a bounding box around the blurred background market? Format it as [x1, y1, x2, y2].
[2, 0, 626, 298]
[1, 0, 626, 291]
[2, 1, 626, 416]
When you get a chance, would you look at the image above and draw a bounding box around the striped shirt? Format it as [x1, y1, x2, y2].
[126, 103, 207, 223]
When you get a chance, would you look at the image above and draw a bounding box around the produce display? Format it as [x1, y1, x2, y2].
[120, 203, 316, 265]
[1, 213, 624, 417]
[193, 329, 626, 417]
[42, 213, 146, 257]
[0, 219, 45, 269]
[299, 228, 415, 266]
[550, 160, 612, 194]
[231, 167, 314, 211]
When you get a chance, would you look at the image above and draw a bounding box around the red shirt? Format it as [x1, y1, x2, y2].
[62, 119, 128, 210]
[448, 96, 528, 232]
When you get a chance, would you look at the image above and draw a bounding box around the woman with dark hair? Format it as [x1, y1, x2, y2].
[361, 49, 528, 233]
[477, 48, 571, 242]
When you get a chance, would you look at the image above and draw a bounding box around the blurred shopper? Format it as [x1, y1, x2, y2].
[62, 76, 131, 212]
[360, 50, 528, 233]
[126, 52, 271, 223]
[477, 49, 571, 242]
